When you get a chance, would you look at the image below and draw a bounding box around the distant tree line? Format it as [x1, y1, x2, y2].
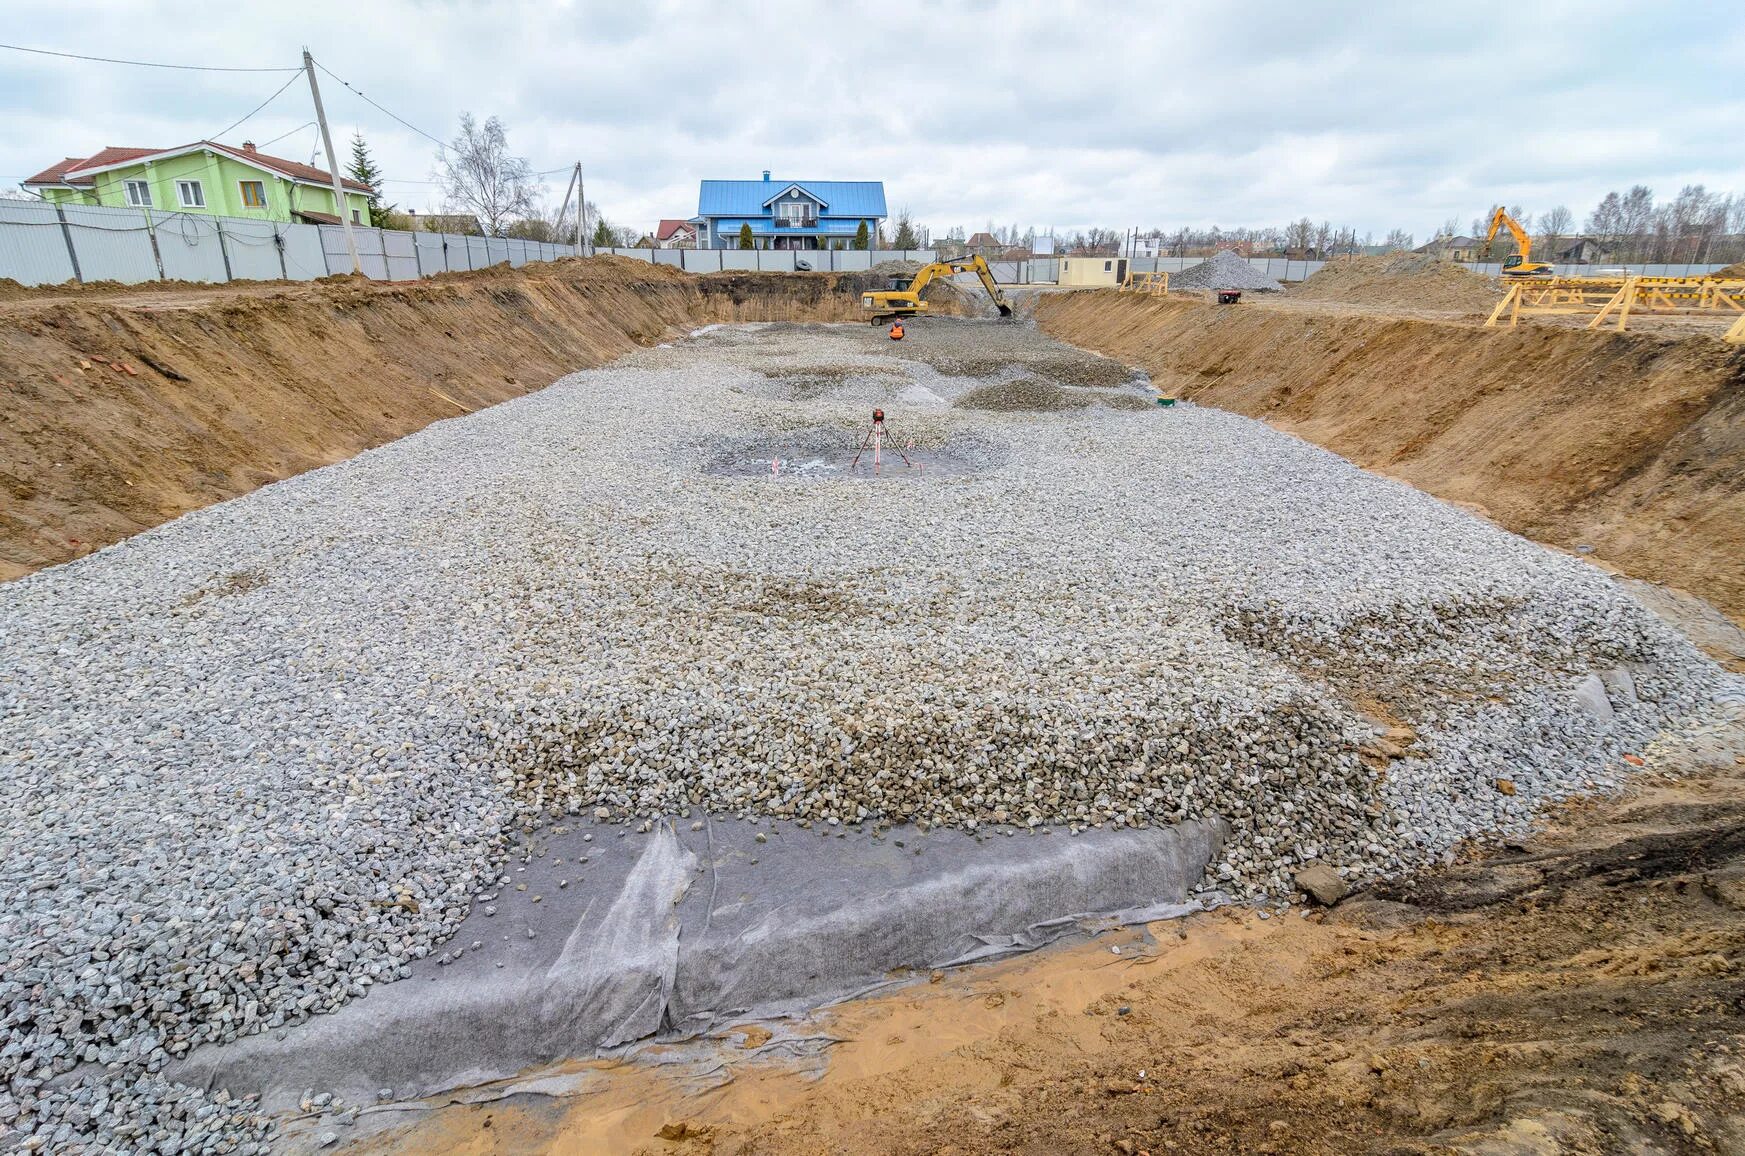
[1427, 185, 1745, 264]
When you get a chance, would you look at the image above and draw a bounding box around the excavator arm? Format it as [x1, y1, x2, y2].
[958, 255, 1014, 317]
[1484, 207, 1534, 263]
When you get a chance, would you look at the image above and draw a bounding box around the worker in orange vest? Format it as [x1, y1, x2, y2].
[888, 319, 905, 341]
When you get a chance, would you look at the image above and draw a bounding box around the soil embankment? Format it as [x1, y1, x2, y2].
[0, 259, 923, 579]
[1036, 290, 1745, 625]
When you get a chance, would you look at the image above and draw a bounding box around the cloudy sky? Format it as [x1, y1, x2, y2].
[3, 1, 1741, 241]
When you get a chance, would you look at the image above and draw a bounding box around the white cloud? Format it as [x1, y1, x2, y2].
[2, 0, 1741, 239]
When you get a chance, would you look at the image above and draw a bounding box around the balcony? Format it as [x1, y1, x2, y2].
[772, 216, 818, 229]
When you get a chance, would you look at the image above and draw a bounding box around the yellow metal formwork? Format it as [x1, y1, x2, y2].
[1119, 270, 1170, 296]
[1483, 275, 1745, 340]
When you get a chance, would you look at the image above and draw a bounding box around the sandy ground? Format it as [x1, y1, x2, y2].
[347, 712, 1745, 1155]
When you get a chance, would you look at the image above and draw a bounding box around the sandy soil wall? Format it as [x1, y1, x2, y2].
[0, 259, 915, 579]
[1035, 290, 1745, 623]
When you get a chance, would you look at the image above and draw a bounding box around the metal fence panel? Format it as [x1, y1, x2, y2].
[60, 204, 161, 283]
[761, 251, 798, 272]
[503, 239, 525, 267]
[383, 230, 418, 280]
[834, 251, 872, 272]
[479, 238, 506, 266]
[217, 219, 284, 281]
[413, 232, 446, 276]
[0, 199, 78, 285]
[718, 250, 759, 271]
[319, 225, 387, 278]
[652, 249, 682, 267]
[276, 224, 325, 280]
[682, 249, 723, 273]
[148, 212, 228, 283]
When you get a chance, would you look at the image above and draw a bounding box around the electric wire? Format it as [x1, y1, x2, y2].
[311, 59, 446, 148]
[0, 42, 297, 72]
[207, 72, 302, 143]
[258, 121, 316, 148]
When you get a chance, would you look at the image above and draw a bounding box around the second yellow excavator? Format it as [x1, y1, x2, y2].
[861, 254, 1014, 324]
[1484, 207, 1555, 278]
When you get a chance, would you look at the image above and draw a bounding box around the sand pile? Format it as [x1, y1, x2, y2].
[1713, 261, 1745, 279]
[1170, 251, 1283, 292]
[1291, 253, 1501, 312]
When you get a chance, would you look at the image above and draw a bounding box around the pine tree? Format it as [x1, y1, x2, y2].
[853, 220, 870, 251]
[738, 222, 754, 250]
[345, 132, 390, 227]
[892, 210, 918, 250]
[592, 218, 614, 248]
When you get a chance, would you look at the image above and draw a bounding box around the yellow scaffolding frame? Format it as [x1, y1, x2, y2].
[1119, 270, 1170, 296]
[1483, 275, 1745, 341]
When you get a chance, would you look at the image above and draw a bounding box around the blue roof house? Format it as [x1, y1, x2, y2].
[694, 171, 886, 249]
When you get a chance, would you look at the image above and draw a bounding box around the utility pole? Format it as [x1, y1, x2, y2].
[554, 163, 579, 251]
[303, 47, 360, 275]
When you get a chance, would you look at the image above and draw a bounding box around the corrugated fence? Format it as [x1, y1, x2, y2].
[0, 199, 579, 286]
[5, 206, 1734, 290]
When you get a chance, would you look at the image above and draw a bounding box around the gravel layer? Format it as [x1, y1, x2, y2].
[1, 319, 1736, 1150]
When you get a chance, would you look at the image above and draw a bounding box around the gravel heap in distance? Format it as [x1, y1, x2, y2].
[1, 320, 1734, 1151]
[1169, 249, 1284, 292]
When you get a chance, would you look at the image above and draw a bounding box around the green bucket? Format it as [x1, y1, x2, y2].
[1155, 396, 1176, 407]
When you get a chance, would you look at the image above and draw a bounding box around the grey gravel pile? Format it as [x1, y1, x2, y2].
[1, 320, 1736, 1150]
[1170, 249, 1285, 291]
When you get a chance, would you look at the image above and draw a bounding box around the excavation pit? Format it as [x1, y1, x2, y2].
[2, 318, 1737, 1151]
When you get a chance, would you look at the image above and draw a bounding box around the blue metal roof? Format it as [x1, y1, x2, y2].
[698, 179, 886, 219]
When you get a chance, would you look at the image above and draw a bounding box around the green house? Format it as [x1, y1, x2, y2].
[23, 140, 373, 225]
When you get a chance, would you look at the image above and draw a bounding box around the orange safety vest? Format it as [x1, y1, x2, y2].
[889, 322, 905, 340]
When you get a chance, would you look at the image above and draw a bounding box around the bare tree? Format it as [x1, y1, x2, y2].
[1383, 228, 1414, 252]
[1537, 204, 1573, 250]
[438, 113, 539, 238]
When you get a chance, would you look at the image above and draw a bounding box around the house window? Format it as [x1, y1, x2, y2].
[239, 181, 266, 208]
[352, 209, 361, 223]
[1104, 260, 1112, 271]
[776, 202, 812, 224]
[124, 179, 152, 207]
[177, 180, 205, 208]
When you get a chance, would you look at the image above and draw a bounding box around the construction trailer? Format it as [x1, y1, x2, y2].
[1059, 256, 1129, 287]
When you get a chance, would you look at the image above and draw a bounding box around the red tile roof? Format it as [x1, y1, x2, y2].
[655, 218, 695, 241]
[24, 143, 370, 193]
[25, 148, 156, 186]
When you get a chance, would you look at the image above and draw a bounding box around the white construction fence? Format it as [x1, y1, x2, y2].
[0, 199, 579, 287]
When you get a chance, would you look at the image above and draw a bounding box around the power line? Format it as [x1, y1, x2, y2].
[312, 59, 446, 148]
[0, 41, 297, 72]
[258, 121, 316, 148]
[207, 71, 303, 143]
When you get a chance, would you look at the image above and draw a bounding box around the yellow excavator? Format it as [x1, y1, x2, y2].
[1484, 207, 1554, 278]
[861, 254, 1014, 324]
